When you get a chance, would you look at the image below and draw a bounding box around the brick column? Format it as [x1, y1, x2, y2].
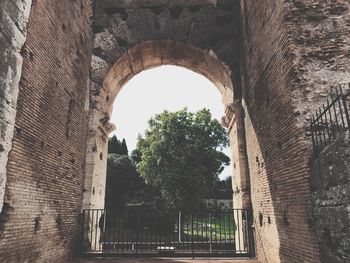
[222, 100, 253, 254]
[82, 108, 115, 250]
[222, 100, 251, 210]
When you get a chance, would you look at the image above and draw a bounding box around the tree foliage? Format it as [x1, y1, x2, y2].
[136, 108, 230, 211]
[108, 135, 128, 155]
[105, 154, 140, 210]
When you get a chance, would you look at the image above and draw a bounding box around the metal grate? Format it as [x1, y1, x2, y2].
[80, 208, 253, 258]
[310, 84, 350, 156]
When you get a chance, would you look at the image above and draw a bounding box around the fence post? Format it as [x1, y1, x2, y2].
[209, 212, 212, 254]
[340, 88, 350, 134]
[192, 213, 194, 259]
[178, 211, 182, 242]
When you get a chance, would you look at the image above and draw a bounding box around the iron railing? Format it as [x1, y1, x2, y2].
[80, 208, 253, 257]
[310, 84, 350, 156]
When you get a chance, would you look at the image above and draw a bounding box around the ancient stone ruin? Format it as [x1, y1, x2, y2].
[0, 0, 349, 262]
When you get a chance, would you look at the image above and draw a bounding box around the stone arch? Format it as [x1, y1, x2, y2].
[82, 40, 238, 210]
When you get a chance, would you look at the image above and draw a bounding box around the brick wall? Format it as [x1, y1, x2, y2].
[0, 0, 92, 262]
[240, 0, 321, 262]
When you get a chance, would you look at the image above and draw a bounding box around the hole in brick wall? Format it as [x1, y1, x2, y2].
[169, 6, 182, 19]
[261, 162, 264, 168]
[57, 151, 62, 157]
[100, 152, 103, 160]
[34, 216, 41, 233]
[188, 5, 201, 13]
[283, 211, 289, 226]
[92, 187, 95, 195]
[20, 45, 34, 60]
[62, 23, 66, 31]
[106, 95, 110, 102]
[268, 216, 271, 224]
[70, 158, 75, 164]
[92, 145, 97, 152]
[0, 144, 4, 152]
[15, 127, 22, 136]
[255, 156, 259, 163]
[56, 214, 62, 226]
[259, 212, 263, 227]
[150, 7, 164, 16]
[233, 163, 236, 168]
[277, 141, 283, 149]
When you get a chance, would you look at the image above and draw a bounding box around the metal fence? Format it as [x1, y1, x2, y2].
[80, 208, 253, 257]
[310, 84, 350, 156]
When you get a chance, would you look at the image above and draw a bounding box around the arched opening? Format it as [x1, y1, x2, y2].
[110, 65, 232, 181]
[82, 40, 252, 255]
[83, 40, 238, 209]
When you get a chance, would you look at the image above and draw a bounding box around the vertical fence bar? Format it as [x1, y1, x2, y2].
[315, 111, 323, 149]
[327, 99, 335, 140]
[191, 212, 194, 258]
[237, 209, 241, 252]
[209, 212, 212, 254]
[319, 108, 327, 145]
[332, 94, 340, 132]
[323, 104, 331, 143]
[311, 116, 318, 154]
[336, 88, 346, 128]
[81, 210, 85, 252]
[340, 86, 350, 133]
[244, 209, 250, 255]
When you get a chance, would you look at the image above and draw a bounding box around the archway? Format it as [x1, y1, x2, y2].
[82, 40, 242, 209]
[81, 40, 251, 253]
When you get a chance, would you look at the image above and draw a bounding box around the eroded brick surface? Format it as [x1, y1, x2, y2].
[240, 1, 321, 262]
[0, 0, 93, 262]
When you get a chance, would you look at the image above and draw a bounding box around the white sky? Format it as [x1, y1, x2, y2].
[110, 65, 232, 180]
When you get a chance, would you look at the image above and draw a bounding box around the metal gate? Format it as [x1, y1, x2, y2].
[80, 208, 253, 257]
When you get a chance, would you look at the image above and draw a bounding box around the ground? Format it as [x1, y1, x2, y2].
[77, 257, 260, 263]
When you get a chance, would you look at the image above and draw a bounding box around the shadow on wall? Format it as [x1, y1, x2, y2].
[242, 95, 319, 263]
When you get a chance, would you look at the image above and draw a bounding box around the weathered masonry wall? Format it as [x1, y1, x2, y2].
[286, 1, 350, 262]
[0, 0, 92, 262]
[287, 1, 350, 123]
[311, 134, 350, 263]
[240, 0, 320, 262]
[0, 0, 32, 213]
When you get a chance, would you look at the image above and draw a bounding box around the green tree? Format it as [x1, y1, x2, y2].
[108, 135, 121, 154]
[105, 154, 141, 210]
[108, 135, 129, 155]
[136, 108, 230, 211]
[120, 138, 128, 155]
